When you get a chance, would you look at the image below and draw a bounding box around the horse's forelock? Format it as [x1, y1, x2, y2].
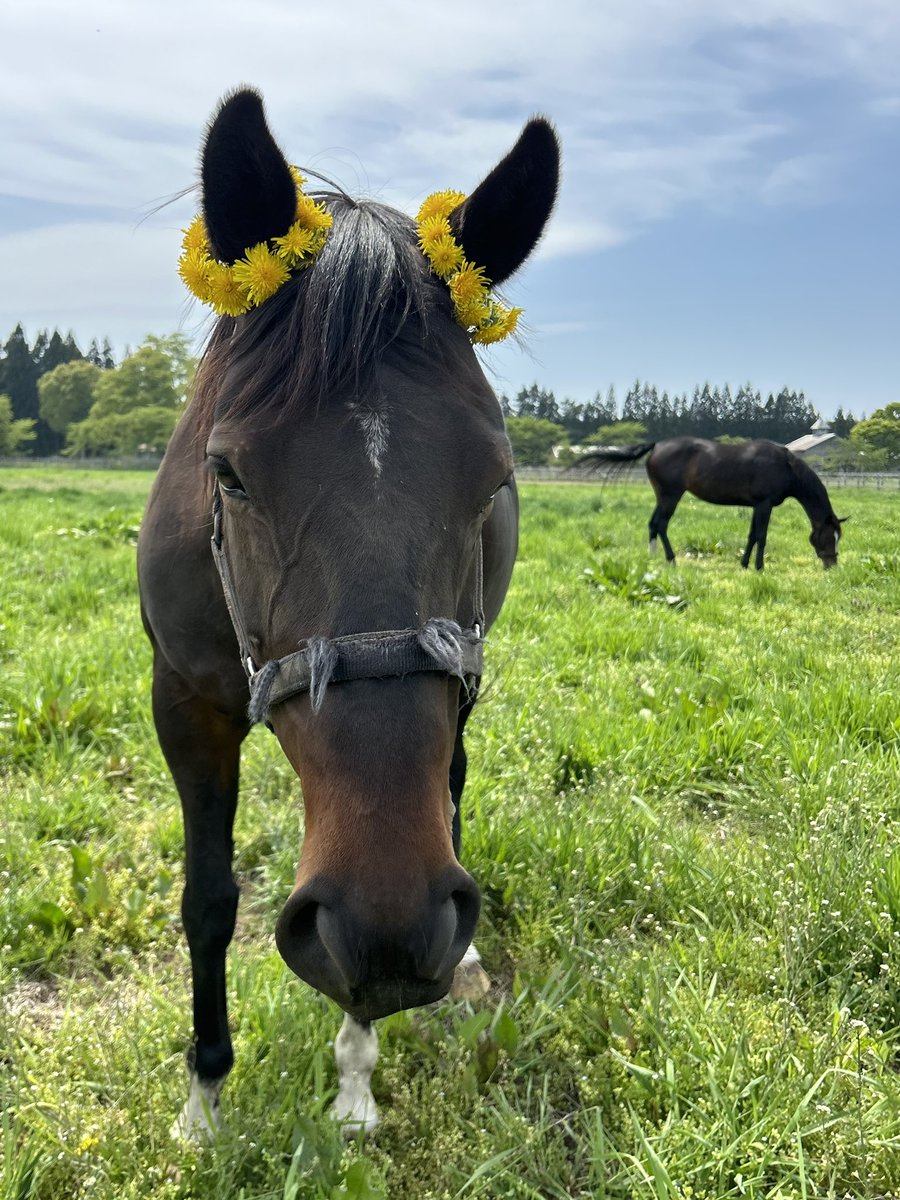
[192, 196, 446, 430]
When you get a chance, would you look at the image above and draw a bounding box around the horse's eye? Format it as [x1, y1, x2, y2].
[208, 456, 247, 497]
[481, 473, 512, 518]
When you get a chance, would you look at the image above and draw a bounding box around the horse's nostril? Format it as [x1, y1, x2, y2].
[275, 889, 322, 979]
[451, 883, 480, 948]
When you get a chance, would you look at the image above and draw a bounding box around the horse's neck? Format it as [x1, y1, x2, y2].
[790, 460, 832, 526]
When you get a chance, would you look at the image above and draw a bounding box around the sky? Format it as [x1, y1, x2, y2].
[1, 1, 898, 419]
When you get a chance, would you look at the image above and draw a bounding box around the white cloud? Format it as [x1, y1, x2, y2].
[2, 0, 899, 356]
[759, 154, 837, 206]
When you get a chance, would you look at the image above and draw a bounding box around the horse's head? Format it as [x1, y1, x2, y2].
[196, 90, 558, 1019]
[810, 513, 847, 569]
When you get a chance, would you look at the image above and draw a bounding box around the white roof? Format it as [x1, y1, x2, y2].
[785, 431, 836, 453]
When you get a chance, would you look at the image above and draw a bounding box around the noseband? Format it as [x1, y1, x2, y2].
[210, 487, 484, 725]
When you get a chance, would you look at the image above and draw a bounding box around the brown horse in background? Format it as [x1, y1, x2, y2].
[137, 89, 559, 1137]
[583, 437, 846, 570]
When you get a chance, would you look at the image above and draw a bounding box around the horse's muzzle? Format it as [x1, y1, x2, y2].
[275, 870, 480, 1019]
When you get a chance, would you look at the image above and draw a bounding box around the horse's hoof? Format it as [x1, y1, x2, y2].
[450, 957, 491, 1002]
[170, 1076, 222, 1143]
[331, 1090, 380, 1137]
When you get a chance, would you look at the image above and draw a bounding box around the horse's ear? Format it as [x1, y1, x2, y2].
[201, 88, 297, 264]
[449, 117, 560, 286]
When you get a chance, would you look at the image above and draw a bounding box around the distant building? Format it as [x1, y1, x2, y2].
[785, 416, 839, 458]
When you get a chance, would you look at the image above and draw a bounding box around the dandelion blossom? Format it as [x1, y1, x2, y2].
[181, 215, 208, 255]
[206, 263, 251, 316]
[295, 194, 333, 231]
[274, 224, 318, 265]
[426, 235, 464, 278]
[232, 243, 291, 305]
[416, 190, 466, 224]
[450, 263, 490, 308]
[178, 249, 212, 302]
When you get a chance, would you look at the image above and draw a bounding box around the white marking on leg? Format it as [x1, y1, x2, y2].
[460, 943, 481, 968]
[170, 1073, 223, 1142]
[450, 942, 491, 1001]
[332, 1015, 379, 1135]
[649, 538, 658, 555]
[355, 408, 388, 477]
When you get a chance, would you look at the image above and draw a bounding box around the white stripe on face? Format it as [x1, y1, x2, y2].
[356, 408, 388, 476]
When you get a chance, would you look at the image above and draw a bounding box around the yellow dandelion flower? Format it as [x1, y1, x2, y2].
[449, 262, 490, 307]
[426, 235, 465, 278]
[206, 262, 251, 316]
[181, 215, 208, 255]
[473, 305, 522, 344]
[77, 1134, 100, 1155]
[455, 296, 492, 329]
[232, 243, 291, 306]
[295, 194, 333, 231]
[290, 165, 307, 189]
[274, 223, 318, 265]
[178, 249, 212, 302]
[416, 215, 452, 251]
[416, 190, 467, 224]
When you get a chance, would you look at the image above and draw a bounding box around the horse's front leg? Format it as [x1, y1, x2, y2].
[332, 1015, 380, 1134]
[447, 693, 490, 1002]
[741, 503, 772, 570]
[152, 665, 247, 1141]
[753, 502, 773, 571]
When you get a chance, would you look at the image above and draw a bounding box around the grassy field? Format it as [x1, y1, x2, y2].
[1, 468, 899, 1200]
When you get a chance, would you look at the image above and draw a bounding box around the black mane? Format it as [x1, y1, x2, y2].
[193, 194, 451, 426]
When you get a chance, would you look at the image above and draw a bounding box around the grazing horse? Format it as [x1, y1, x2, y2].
[583, 437, 846, 570]
[137, 89, 559, 1138]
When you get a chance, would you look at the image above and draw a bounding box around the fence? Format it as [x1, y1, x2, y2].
[0, 454, 162, 472]
[515, 465, 900, 489]
[1, 457, 898, 490]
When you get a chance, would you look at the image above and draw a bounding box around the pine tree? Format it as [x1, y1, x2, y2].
[0, 326, 40, 455]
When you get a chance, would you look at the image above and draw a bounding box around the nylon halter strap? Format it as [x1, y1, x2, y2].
[210, 485, 485, 723]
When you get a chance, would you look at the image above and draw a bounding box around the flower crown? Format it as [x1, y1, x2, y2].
[177, 167, 333, 317]
[415, 190, 522, 345]
[177, 176, 521, 343]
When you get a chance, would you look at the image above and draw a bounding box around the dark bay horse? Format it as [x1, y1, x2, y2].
[137, 89, 558, 1137]
[584, 437, 846, 570]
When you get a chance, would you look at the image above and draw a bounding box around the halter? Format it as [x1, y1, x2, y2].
[210, 486, 485, 725]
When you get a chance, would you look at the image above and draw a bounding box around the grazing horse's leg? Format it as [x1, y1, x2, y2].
[649, 493, 682, 563]
[152, 663, 247, 1141]
[448, 694, 490, 1002]
[332, 1015, 380, 1134]
[741, 501, 773, 571]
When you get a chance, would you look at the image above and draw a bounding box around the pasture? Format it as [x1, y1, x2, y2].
[1, 468, 899, 1199]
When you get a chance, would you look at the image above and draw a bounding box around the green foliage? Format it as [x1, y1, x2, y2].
[87, 334, 193, 419]
[37, 360, 101, 435]
[585, 420, 648, 446]
[65, 334, 195, 456]
[1, 471, 900, 1198]
[506, 415, 567, 466]
[849, 401, 900, 468]
[0, 394, 36, 454]
[66, 405, 179, 456]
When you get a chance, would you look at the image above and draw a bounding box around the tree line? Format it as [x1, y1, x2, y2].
[0, 325, 191, 457]
[1, 326, 895, 467]
[502, 382, 898, 469]
[501, 381, 860, 445]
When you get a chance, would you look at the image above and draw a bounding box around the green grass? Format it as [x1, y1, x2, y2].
[1, 468, 899, 1199]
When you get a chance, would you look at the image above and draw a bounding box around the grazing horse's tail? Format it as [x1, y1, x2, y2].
[577, 442, 656, 471]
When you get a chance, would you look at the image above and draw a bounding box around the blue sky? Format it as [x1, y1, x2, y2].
[1, 0, 897, 419]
